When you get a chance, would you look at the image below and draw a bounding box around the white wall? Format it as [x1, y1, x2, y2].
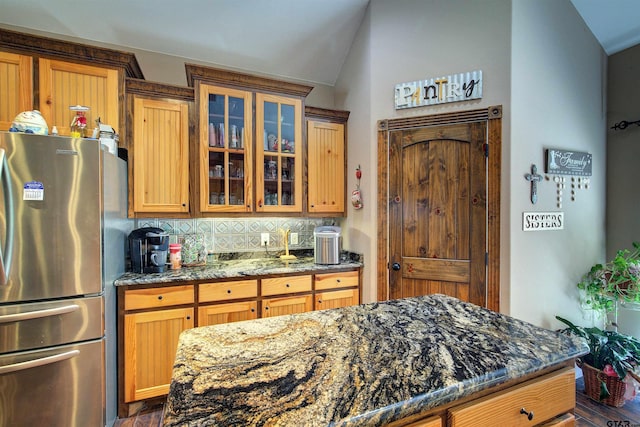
[0, 23, 338, 110]
[510, 0, 607, 329]
[336, 0, 512, 308]
[3, 1, 611, 329]
[607, 44, 640, 338]
[336, 0, 607, 329]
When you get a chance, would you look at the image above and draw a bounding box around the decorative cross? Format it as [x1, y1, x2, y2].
[525, 164, 542, 204]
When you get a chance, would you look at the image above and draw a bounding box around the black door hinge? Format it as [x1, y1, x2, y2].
[483, 143, 489, 158]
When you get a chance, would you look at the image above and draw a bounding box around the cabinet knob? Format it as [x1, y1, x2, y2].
[391, 262, 401, 271]
[157, 295, 163, 300]
[265, 306, 269, 310]
[186, 316, 191, 320]
[286, 283, 290, 287]
[311, 204, 315, 208]
[227, 289, 232, 294]
[251, 308, 255, 312]
[519, 408, 534, 421]
[317, 299, 322, 304]
[336, 279, 341, 283]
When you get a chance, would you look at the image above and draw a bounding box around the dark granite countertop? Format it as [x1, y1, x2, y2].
[162, 294, 588, 426]
[114, 251, 362, 286]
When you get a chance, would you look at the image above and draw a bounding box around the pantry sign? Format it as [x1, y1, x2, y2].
[395, 70, 482, 109]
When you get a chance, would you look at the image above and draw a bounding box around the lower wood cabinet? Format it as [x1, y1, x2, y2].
[316, 288, 359, 310]
[118, 268, 360, 417]
[394, 367, 575, 427]
[123, 307, 194, 403]
[199, 301, 258, 325]
[262, 294, 313, 317]
[315, 270, 360, 310]
[448, 368, 575, 427]
[198, 279, 259, 326]
[402, 416, 442, 427]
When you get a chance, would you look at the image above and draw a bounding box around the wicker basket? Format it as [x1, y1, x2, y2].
[579, 360, 628, 407]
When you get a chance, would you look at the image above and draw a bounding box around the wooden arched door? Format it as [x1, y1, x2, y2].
[377, 106, 502, 310]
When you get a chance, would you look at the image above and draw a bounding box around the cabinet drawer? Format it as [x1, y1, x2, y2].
[262, 275, 312, 296]
[199, 280, 258, 302]
[198, 301, 258, 326]
[262, 295, 313, 318]
[449, 368, 575, 427]
[401, 415, 442, 427]
[538, 413, 575, 426]
[316, 289, 359, 311]
[124, 285, 194, 310]
[315, 270, 359, 290]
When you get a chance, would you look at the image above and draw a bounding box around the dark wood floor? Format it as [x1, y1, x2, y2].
[114, 378, 639, 427]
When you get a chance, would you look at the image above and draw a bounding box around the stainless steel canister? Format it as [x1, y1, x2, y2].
[314, 226, 342, 264]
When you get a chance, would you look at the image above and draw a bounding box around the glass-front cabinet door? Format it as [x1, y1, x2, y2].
[256, 93, 303, 212]
[199, 84, 253, 212]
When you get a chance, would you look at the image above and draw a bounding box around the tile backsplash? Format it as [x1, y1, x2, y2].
[136, 217, 339, 254]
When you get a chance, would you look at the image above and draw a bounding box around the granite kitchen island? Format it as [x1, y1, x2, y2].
[163, 294, 588, 426]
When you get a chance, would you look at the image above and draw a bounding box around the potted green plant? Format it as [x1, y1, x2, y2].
[577, 242, 640, 313]
[556, 316, 640, 406]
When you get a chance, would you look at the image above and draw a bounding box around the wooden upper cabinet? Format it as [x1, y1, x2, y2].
[39, 58, 119, 136]
[132, 96, 190, 214]
[198, 83, 253, 213]
[185, 63, 313, 216]
[306, 107, 350, 216]
[307, 120, 345, 213]
[1, 27, 143, 142]
[256, 93, 303, 213]
[0, 51, 33, 131]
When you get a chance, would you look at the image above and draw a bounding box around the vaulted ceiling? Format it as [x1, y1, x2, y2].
[0, 0, 638, 86]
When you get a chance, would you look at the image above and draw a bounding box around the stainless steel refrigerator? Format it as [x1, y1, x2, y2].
[0, 131, 132, 426]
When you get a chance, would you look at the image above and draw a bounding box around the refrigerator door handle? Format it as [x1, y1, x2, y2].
[0, 148, 15, 285]
[0, 304, 80, 324]
[0, 350, 80, 375]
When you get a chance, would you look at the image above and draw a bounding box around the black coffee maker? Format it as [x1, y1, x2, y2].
[128, 227, 170, 273]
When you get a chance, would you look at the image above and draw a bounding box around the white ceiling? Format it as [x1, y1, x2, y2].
[570, 0, 640, 55]
[0, 0, 638, 86]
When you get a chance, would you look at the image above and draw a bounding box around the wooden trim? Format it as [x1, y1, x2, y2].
[486, 106, 502, 311]
[305, 106, 350, 123]
[383, 108, 491, 130]
[377, 124, 390, 302]
[0, 27, 144, 78]
[377, 106, 501, 310]
[125, 78, 194, 101]
[185, 63, 313, 98]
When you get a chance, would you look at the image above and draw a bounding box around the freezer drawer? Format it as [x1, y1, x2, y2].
[0, 295, 103, 353]
[0, 339, 105, 427]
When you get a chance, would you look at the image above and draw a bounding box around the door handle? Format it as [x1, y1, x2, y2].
[0, 149, 15, 286]
[0, 350, 80, 375]
[0, 304, 80, 324]
[391, 262, 401, 271]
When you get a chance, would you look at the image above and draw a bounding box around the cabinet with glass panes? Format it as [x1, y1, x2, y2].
[256, 93, 303, 212]
[198, 84, 253, 213]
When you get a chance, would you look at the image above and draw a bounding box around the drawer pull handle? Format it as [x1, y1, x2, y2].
[519, 408, 534, 421]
